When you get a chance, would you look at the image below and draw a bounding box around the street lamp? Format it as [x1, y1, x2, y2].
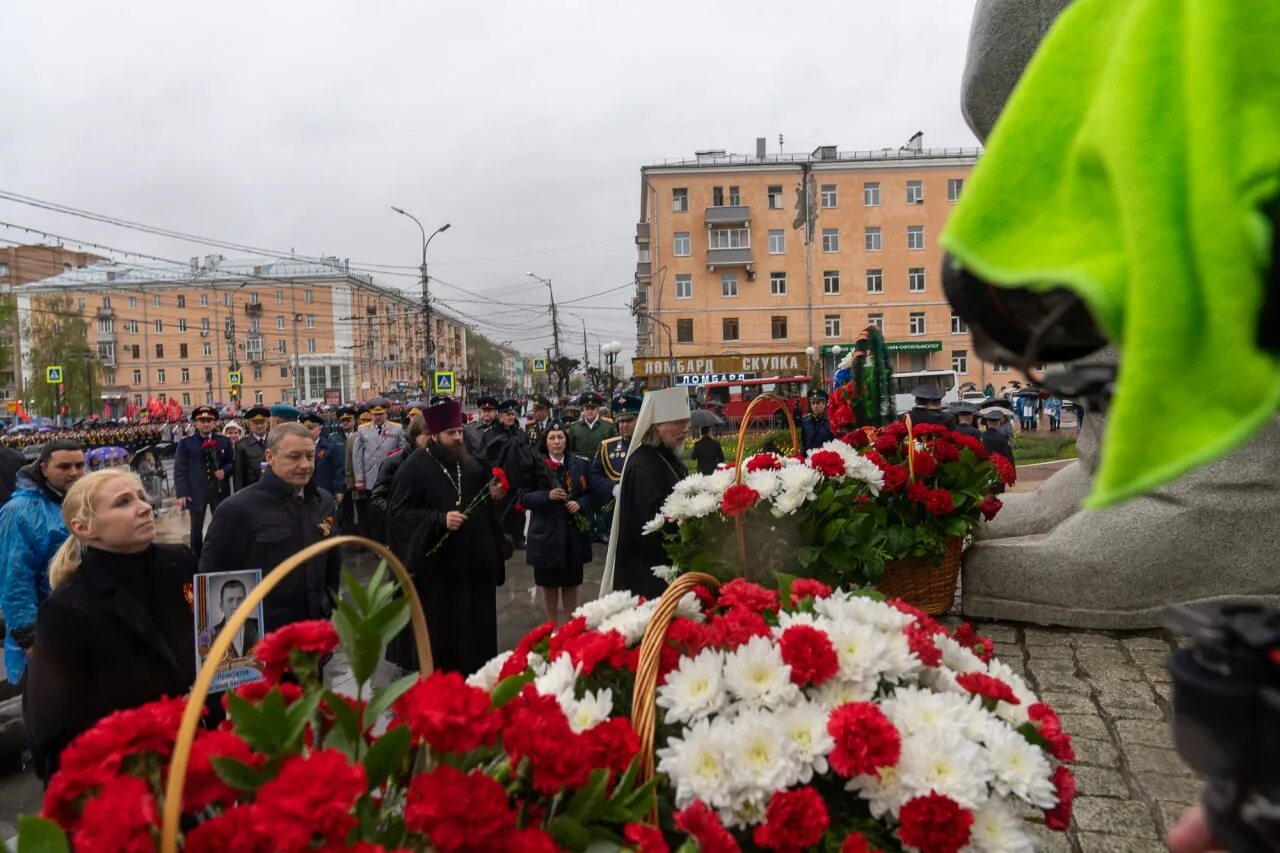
[390, 207, 450, 386]
[805, 345, 822, 388]
[601, 340, 622, 391]
[81, 350, 95, 419]
[526, 271, 564, 394]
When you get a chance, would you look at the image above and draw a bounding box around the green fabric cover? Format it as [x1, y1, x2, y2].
[940, 0, 1280, 508]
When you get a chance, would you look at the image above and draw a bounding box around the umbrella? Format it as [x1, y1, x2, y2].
[980, 398, 1014, 412]
[689, 408, 725, 429]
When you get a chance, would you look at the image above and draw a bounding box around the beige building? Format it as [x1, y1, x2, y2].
[633, 138, 1003, 389]
[17, 255, 470, 417]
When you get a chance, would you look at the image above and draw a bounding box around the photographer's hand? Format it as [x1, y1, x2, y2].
[1167, 806, 1221, 853]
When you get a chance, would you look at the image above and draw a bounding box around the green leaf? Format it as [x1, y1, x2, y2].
[548, 815, 591, 850]
[775, 571, 798, 611]
[323, 721, 359, 761]
[564, 767, 610, 823]
[490, 670, 535, 708]
[225, 689, 283, 754]
[282, 690, 324, 751]
[365, 672, 420, 729]
[363, 723, 412, 789]
[342, 568, 371, 615]
[16, 816, 70, 853]
[322, 689, 362, 747]
[1017, 721, 1051, 751]
[210, 755, 273, 792]
[367, 595, 411, 647]
[334, 598, 381, 687]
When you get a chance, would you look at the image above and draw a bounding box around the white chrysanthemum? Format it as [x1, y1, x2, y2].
[675, 590, 704, 622]
[812, 676, 878, 709]
[979, 719, 1058, 808]
[982, 658, 1036, 726]
[574, 590, 639, 629]
[534, 653, 580, 702]
[775, 610, 820, 631]
[686, 492, 721, 518]
[718, 792, 770, 830]
[769, 489, 809, 517]
[842, 453, 885, 494]
[826, 620, 894, 684]
[777, 463, 823, 494]
[527, 652, 549, 677]
[743, 468, 782, 498]
[661, 491, 694, 521]
[599, 600, 658, 647]
[565, 688, 614, 734]
[814, 593, 915, 633]
[968, 798, 1037, 853]
[672, 473, 713, 497]
[641, 512, 666, 535]
[937, 634, 987, 674]
[651, 564, 681, 584]
[777, 700, 834, 782]
[722, 635, 798, 708]
[466, 650, 512, 691]
[880, 685, 987, 741]
[723, 709, 800, 798]
[657, 648, 728, 724]
[897, 727, 992, 809]
[846, 764, 910, 819]
[656, 717, 733, 809]
[706, 468, 737, 493]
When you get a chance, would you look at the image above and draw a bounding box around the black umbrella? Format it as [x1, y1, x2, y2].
[689, 408, 725, 429]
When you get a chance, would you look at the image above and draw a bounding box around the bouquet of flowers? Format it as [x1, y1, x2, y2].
[643, 442, 889, 587]
[474, 578, 1076, 852]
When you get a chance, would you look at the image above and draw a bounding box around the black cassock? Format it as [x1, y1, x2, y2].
[613, 443, 686, 600]
[386, 446, 504, 675]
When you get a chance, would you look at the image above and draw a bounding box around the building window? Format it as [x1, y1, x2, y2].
[866, 269, 884, 294]
[824, 315, 841, 338]
[728, 186, 740, 206]
[304, 290, 313, 304]
[178, 318, 187, 333]
[157, 369, 166, 384]
[250, 292, 259, 304]
[128, 296, 137, 309]
[305, 314, 315, 329]
[909, 313, 926, 335]
[722, 317, 739, 341]
[155, 344, 164, 358]
[132, 370, 142, 384]
[253, 367, 263, 380]
[908, 267, 925, 292]
[180, 368, 190, 383]
[673, 232, 691, 256]
[864, 182, 880, 206]
[176, 294, 186, 309]
[709, 228, 750, 249]
[275, 290, 285, 304]
[673, 188, 689, 212]
[307, 339, 317, 353]
[769, 272, 787, 296]
[126, 320, 138, 334]
[948, 178, 963, 202]
[677, 319, 694, 343]
[865, 227, 882, 251]
[906, 180, 924, 205]
[994, 362, 1010, 373]
[868, 313, 884, 331]
[182, 392, 191, 406]
[96, 318, 114, 334]
[277, 340, 288, 353]
[104, 370, 116, 385]
[152, 295, 162, 308]
[822, 229, 839, 253]
[907, 225, 925, 251]
[721, 273, 738, 298]
[820, 184, 838, 208]
[102, 296, 111, 309]
[280, 366, 288, 378]
[952, 350, 968, 374]
[951, 312, 968, 334]
[224, 293, 233, 307]
[675, 274, 692, 299]
[200, 317, 210, 332]
[131, 345, 140, 358]
[199, 293, 208, 307]
[823, 270, 841, 295]
[771, 315, 788, 340]
[154, 320, 163, 333]
[276, 316, 286, 330]
[77, 298, 85, 310]
[768, 230, 785, 254]
[712, 186, 724, 206]
[254, 390, 263, 404]
[767, 185, 783, 209]
[202, 342, 212, 357]
[179, 343, 188, 359]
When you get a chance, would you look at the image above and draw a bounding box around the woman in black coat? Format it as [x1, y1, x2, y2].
[520, 423, 594, 623]
[24, 468, 197, 782]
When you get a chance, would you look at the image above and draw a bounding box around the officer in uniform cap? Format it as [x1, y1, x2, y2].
[465, 395, 501, 456]
[567, 391, 616, 461]
[801, 388, 834, 451]
[335, 406, 361, 534]
[560, 396, 580, 425]
[588, 394, 641, 543]
[979, 407, 1015, 490]
[905, 384, 955, 428]
[950, 402, 983, 439]
[233, 405, 272, 491]
[173, 405, 234, 556]
[269, 403, 300, 428]
[525, 395, 552, 444]
[351, 396, 402, 539]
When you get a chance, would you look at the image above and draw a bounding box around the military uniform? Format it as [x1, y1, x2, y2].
[233, 406, 271, 491]
[464, 395, 500, 456]
[800, 389, 834, 451]
[905, 384, 956, 429]
[587, 394, 640, 543]
[525, 395, 553, 446]
[567, 392, 617, 461]
[351, 398, 403, 540]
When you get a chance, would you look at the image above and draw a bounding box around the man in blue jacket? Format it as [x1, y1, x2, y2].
[0, 439, 85, 684]
[173, 405, 234, 557]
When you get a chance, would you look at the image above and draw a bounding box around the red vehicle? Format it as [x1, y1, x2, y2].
[694, 375, 812, 430]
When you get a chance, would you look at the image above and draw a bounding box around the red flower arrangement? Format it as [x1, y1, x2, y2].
[752, 786, 829, 851]
[252, 619, 339, 681]
[719, 483, 760, 516]
[956, 671, 1021, 706]
[779, 624, 839, 686]
[827, 702, 902, 778]
[897, 793, 974, 853]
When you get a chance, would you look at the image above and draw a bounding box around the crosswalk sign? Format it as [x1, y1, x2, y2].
[228, 371, 242, 386]
[433, 371, 455, 394]
[46, 365, 63, 384]
[531, 357, 547, 373]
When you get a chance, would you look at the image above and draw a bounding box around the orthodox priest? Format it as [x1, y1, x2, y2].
[386, 399, 508, 675]
[601, 387, 690, 599]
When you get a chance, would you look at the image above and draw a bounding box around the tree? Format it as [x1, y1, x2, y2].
[466, 332, 509, 396]
[25, 295, 101, 419]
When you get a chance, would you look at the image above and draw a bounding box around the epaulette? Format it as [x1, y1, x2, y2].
[598, 436, 625, 481]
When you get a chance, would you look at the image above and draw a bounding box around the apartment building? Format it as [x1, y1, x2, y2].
[633, 138, 1000, 389]
[16, 255, 469, 417]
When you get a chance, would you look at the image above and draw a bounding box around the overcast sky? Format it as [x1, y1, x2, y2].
[1, 0, 979, 361]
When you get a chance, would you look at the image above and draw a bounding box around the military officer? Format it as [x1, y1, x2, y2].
[333, 406, 360, 534]
[588, 394, 641, 543]
[233, 405, 272, 491]
[905, 384, 956, 429]
[525, 395, 552, 444]
[950, 402, 983, 439]
[351, 397, 403, 540]
[269, 402, 300, 429]
[464, 395, 500, 456]
[173, 405, 234, 557]
[800, 389, 835, 451]
[567, 392, 617, 461]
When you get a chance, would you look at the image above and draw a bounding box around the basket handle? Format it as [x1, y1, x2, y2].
[160, 535, 431, 853]
[629, 571, 722, 824]
[731, 392, 799, 483]
[902, 413, 916, 481]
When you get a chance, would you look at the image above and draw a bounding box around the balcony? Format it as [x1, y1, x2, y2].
[704, 205, 750, 226]
[245, 335, 264, 363]
[706, 247, 753, 269]
[635, 222, 650, 243]
[244, 302, 262, 316]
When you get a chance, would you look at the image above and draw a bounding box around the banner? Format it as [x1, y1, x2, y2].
[193, 569, 266, 694]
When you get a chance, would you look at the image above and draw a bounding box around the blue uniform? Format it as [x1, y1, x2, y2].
[173, 432, 234, 557]
[589, 435, 629, 504]
[312, 434, 346, 498]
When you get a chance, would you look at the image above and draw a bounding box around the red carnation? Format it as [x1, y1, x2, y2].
[703, 606, 772, 650]
[718, 578, 780, 615]
[503, 687, 592, 793]
[932, 440, 960, 463]
[991, 452, 1017, 485]
[888, 598, 945, 634]
[580, 717, 641, 776]
[827, 702, 902, 778]
[499, 620, 557, 679]
[557, 629, 627, 676]
[182, 729, 259, 812]
[883, 422, 908, 438]
[956, 672, 1021, 706]
[951, 432, 988, 459]
[951, 623, 994, 663]
[912, 423, 948, 437]
[674, 801, 741, 853]
[251, 749, 366, 851]
[842, 429, 871, 448]
[1028, 703, 1076, 761]
[491, 467, 510, 490]
[746, 452, 783, 472]
[911, 452, 938, 478]
[880, 464, 909, 492]
[789, 577, 833, 606]
[391, 670, 502, 753]
[752, 786, 829, 851]
[808, 449, 846, 478]
[625, 823, 671, 852]
[904, 622, 942, 667]
[71, 775, 158, 853]
[897, 793, 973, 853]
[185, 805, 264, 853]
[841, 833, 881, 853]
[509, 828, 562, 853]
[979, 494, 1003, 521]
[404, 765, 516, 852]
[227, 679, 304, 709]
[923, 487, 954, 516]
[1044, 765, 1076, 831]
[253, 620, 339, 681]
[873, 434, 900, 454]
[779, 624, 839, 686]
[721, 483, 760, 516]
[201, 439, 217, 450]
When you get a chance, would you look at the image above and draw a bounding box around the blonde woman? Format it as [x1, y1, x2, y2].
[24, 468, 196, 782]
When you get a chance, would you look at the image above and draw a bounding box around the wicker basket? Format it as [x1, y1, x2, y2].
[874, 536, 963, 615]
[729, 393, 798, 572]
[160, 535, 432, 853]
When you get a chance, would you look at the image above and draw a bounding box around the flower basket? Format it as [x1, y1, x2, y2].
[874, 535, 964, 615]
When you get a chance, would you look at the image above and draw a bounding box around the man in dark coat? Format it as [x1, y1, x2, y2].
[951, 402, 984, 440]
[605, 387, 689, 600]
[388, 399, 508, 675]
[302, 411, 344, 499]
[524, 395, 552, 445]
[174, 405, 234, 557]
[905, 384, 956, 429]
[478, 399, 533, 549]
[690, 427, 725, 476]
[233, 406, 271, 491]
[980, 409, 1016, 493]
[801, 390, 835, 450]
[463, 396, 499, 456]
[199, 422, 339, 632]
[588, 394, 641, 541]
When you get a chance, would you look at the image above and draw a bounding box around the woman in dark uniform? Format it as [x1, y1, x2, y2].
[520, 423, 595, 624]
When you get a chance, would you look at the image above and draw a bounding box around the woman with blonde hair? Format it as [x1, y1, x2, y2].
[24, 468, 197, 782]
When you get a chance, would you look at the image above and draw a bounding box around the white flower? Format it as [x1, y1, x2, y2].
[723, 709, 800, 802]
[984, 658, 1037, 725]
[705, 468, 737, 493]
[599, 599, 658, 647]
[937, 634, 987, 674]
[743, 468, 782, 499]
[686, 492, 721, 518]
[534, 654, 580, 703]
[656, 717, 733, 809]
[777, 700, 834, 782]
[825, 620, 894, 685]
[661, 492, 694, 521]
[526, 652, 549, 677]
[769, 489, 809, 517]
[657, 648, 728, 724]
[675, 591, 704, 622]
[897, 727, 992, 809]
[564, 688, 614, 734]
[672, 473, 713, 497]
[775, 610, 820, 631]
[641, 512, 667, 535]
[466, 651, 512, 691]
[846, 764, 910, 819]
[814, 592, 915, 633]
[722, 635, 798, 709]
[980, 719, 1058, 808]
[880, 685, 988, 741]
[574, 590, 639, 629]
[968, 798, 1037, 853]
[777, 463, 823, 495]
[651, 564, 681, 584]
[812, 676, 877, 709]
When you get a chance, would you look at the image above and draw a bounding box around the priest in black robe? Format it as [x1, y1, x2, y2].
[602, 387, 691, 599]
[386, 399, 508, 675]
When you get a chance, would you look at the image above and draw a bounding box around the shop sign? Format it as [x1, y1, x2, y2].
[631, 352, 804, 378]
[818, 341, 942, 355]
[674, 372, 757, 386]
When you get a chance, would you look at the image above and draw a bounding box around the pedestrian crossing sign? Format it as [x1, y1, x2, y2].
[433, 371, 455, 394]
[46, 365, 63, 384]
[228, 371, 242, 386]
[531, 357, 547, 373]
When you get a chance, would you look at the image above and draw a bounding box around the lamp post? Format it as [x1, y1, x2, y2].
[640, 312, 677, 388]
[601, 340, 622, 392]
[81, 349, 94, 419]
[390, 207, 450, 389]
[805, 345, 821, 388]
[526, 271, 563, 394]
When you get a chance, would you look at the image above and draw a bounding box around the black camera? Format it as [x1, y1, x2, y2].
[1165, 603, 1280, 852]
